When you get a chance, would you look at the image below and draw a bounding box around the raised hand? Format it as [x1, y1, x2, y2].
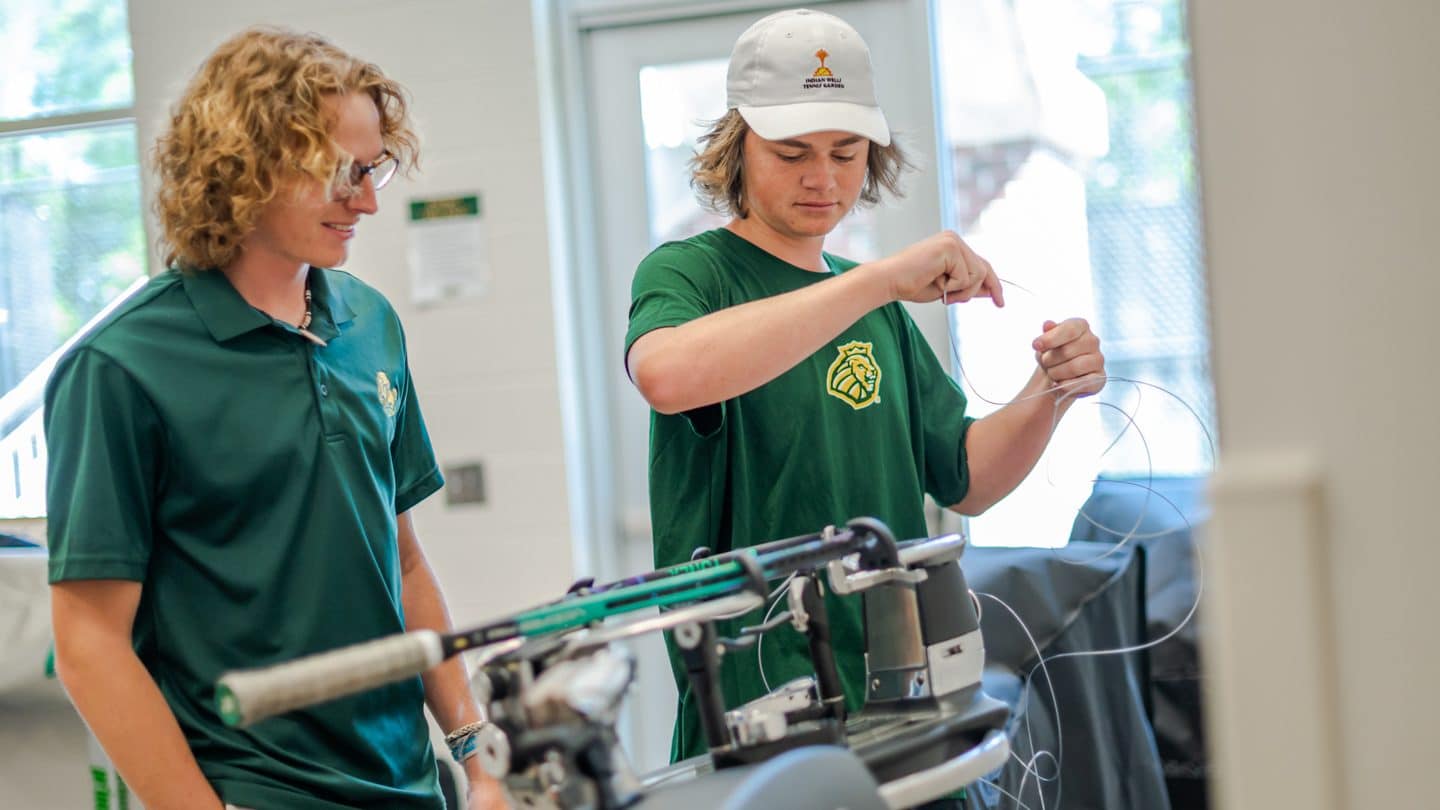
[1033, 318, 1106, 399]
[875, 231, 1005, 307]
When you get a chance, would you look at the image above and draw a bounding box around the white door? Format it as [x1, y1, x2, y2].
[576, 0, 941, 772]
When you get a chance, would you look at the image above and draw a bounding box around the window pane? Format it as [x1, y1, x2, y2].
[0, 0, 135, 121]
[0, 123, 145, 517]
[1078, 0, 1215, 476]
[932, 0, 1213, 546]
[0, 123, 145, 384]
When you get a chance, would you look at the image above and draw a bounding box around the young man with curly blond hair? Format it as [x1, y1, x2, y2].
[45, 29, 506, 810]
[625, 9, 1107, 765]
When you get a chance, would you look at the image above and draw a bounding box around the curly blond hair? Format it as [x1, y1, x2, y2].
[689, 109, 911, 218]
[152, 27, 419, 271]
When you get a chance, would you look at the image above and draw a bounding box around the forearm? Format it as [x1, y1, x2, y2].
[952, 367, 1074, 515]
[630, 263, 892, 413]
[401, 560, 481, 731]
[58, 644, 222, 810]
[401, 558, 510, 805]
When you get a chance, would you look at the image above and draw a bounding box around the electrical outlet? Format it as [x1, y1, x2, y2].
[444, 462, 486, 506]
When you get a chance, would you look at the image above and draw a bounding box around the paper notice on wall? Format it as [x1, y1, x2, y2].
[407, 194, 489, 305]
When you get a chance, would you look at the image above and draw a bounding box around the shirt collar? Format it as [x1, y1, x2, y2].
[182, 268, 269, 343]
[182, 267, 357, 343]
[305, 267, 357, 341]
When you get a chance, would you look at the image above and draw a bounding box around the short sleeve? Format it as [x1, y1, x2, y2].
[625, 241, 728, 437]
[44, 347, 164, 583]
[624, 242, 724, 357]
[390, 362, 443, 515]
[901, 311, 975, 507]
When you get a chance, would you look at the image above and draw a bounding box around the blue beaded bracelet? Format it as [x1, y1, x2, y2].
[449, 731, 481, 763]
[445, 720, 490, 763]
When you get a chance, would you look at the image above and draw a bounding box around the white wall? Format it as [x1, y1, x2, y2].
[1191, 0, 1440, 807]
[126, 0, 577, 626]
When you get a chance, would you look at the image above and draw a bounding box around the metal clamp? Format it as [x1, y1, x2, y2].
[826, 559, 928, 595]
[787, 577, 811, 633]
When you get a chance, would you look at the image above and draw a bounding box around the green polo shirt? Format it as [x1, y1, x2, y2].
[45, 267, 445, 809]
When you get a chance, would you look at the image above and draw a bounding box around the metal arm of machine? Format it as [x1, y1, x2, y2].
[216, 519, 902, 726]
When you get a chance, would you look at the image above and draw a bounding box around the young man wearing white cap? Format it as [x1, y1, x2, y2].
[625, 8, 1106, 765]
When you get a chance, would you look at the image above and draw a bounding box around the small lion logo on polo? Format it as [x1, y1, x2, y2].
[826, 341, 881, 410]
[376, 371, 399, 417]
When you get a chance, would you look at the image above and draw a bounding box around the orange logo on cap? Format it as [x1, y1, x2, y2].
[812, 49, 834, 77]
[804, 49, 844, 89]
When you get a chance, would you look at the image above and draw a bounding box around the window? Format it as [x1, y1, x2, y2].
[0, 0, 146, 518]
[933, 0, 1214, 546]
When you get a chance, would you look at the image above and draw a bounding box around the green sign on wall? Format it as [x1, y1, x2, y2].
[409, 195, 481, 222]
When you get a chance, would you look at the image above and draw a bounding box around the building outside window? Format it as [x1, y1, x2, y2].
[934, 0, 1214, 546]
[0, 0, 146, 518]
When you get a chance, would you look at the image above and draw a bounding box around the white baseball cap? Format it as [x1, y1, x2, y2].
[726, 8, 891, 147]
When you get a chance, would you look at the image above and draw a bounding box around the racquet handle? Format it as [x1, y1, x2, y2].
[216, 630, 444, 727]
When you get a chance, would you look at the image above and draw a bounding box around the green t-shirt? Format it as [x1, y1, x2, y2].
[625, 228, 974, 762]
[45, 267, 445, 809]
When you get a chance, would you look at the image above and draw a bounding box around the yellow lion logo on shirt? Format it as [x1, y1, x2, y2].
[377, 371, 399, 417]
[826, 341, 881, 410]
